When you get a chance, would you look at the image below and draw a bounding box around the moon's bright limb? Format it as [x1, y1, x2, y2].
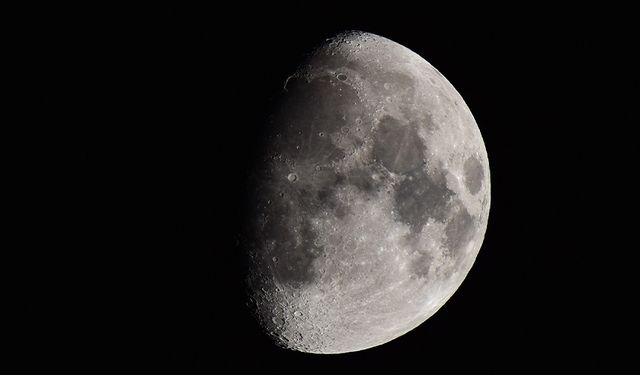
[242, 31, 490, 354]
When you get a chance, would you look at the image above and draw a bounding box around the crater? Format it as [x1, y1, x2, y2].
[463, 156, 484, 195]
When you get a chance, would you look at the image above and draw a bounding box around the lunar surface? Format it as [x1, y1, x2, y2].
[241, 31, 490, 354]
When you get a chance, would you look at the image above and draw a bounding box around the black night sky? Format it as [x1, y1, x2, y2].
[24, 5, 633, 371]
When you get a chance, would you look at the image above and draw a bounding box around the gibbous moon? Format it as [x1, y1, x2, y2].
[241, 31, 490, 354]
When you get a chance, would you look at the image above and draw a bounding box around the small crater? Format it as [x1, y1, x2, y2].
[318, 132, 325, 137]
[293, 311, 303, 317]
[272, 316, 285, 326]
[337, 73, 347, 81]
[287, 173, 298, 182]
[272, 256, 279, 263]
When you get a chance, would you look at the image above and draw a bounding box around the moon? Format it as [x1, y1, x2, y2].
[241, 31, 490, 354]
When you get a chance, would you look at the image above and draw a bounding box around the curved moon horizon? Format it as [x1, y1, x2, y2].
[241, 31, 490, 354]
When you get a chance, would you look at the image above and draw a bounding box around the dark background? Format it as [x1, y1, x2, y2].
[25, 5, 633, 371]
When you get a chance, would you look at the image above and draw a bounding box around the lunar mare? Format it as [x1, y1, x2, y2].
[242, 31, 490, 354]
